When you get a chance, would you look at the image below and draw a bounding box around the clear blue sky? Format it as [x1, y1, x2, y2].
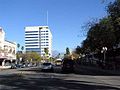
[0, 0, 113, 53]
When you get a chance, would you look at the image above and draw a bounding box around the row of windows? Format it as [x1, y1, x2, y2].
[41, 39, 49, 41]
[41, 33, 49, 35]
[26, 48, 40, 51]
[25, 42, 39, 44]
[26, 48, 49, 51]
[25, 39, 49, 42]
[25, 37, 38, 38]
[41, 31, 48, 32]
[25, 45, 39, 47]
[39, 27, 48, 29]
[25, 36, 49, 38]
[41, 36, 49, 38]
[25, 34, 39, 36]
[41, 48, 49, 53]
[25, 33, 49, 36]
[25, 31, 38, 33]
[41, 47, 49, 50]
[25, 39, 38, 41]
[41, 45, 49, 46]
[41, 42, 49, 43]
[26, 48, 49, 54]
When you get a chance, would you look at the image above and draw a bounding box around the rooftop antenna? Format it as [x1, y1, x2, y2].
[47, 11, 48, 25]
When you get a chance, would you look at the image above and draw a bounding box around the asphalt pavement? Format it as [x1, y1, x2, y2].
[0, 67, 120, 90]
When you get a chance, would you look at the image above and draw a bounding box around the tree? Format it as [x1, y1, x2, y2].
[75, 46, 84, 55]
[30, 52, 41, 62]
[22, 51, 41, 63]
[44, 48, 49, 55]
[16, 44, 25, 64]
[16, 52, 22, 60]
[82, 17, 116, 53]
[64, 47, 71, 59]
[21, 46, 24, 53]
[17, 43, 20, 51]
[66, 47, 70, 55]
[107, 0, 120, 46]
[81, 0, 120, 53]
[44, 48, 49, 60]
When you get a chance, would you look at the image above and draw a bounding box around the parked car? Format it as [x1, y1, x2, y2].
[62, 59, 74, 73]
[16, 64, 25, 68]
[11, 64, 17, 69]
[41, 62, 54, 72]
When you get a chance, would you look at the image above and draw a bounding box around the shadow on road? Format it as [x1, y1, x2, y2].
[0, 74, 119, 90]
[18, 67, 120, 76]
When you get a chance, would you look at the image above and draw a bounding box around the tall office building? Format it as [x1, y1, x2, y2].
[25, 26, 52, 57]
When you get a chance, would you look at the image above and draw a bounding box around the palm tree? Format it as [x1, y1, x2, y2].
[44, 48, 49, 60]
[17, 43, 20, 52]
[44, 48, 49, 55]
[66, 47, 70, 55]
[21, 46, 24, 53]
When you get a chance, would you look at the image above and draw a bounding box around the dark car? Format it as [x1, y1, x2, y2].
[62, 59, 74, 73]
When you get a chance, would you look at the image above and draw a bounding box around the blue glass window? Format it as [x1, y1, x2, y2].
[25, 39, 38, 41]
[25, 45, 39, 47]
[25, 42, 39, 44]
[25, 31, 38, 33]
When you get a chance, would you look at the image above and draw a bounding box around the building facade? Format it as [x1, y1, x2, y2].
[25, 26, 52, 57]
[0, 27, 17, 68]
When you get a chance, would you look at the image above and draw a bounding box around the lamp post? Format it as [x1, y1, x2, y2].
[101, 47, 107, 66]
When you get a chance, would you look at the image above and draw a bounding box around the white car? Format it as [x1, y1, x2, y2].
[41, 63, 54, 72]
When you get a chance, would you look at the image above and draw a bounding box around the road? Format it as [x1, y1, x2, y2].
[0, 67, 120, 90]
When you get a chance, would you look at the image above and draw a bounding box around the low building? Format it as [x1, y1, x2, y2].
[0, 27, 17, 69]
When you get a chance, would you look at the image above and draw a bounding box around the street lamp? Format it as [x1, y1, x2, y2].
[101, 47, 107, 65]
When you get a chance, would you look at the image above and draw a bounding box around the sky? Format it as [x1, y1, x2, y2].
[0, 0, 113, 53]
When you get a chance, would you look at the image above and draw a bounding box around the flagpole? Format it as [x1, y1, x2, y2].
[47, 11, 48, 25]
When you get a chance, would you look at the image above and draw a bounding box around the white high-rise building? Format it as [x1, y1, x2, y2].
[25, 26, 52, 57]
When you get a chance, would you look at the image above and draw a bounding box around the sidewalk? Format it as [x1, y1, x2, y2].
[74, 64, 120, 75]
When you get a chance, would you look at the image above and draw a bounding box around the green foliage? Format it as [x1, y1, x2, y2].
[16, 52, 23, 60]
[66, 47, 70, 55]
[64, 47, 71, 60]
[107, 0, 120, 44]
[21, 46, 24, 51]
[75, 46, 84, 54]
[44, 48, 49, 55]
[17, 43, 20, 50]
[21, 51, 41, 63]
[28, 52, 41, 61]
[82, 18, 116, 52]
[30, 52, 41, 61]
[81, 0, 120, 53]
